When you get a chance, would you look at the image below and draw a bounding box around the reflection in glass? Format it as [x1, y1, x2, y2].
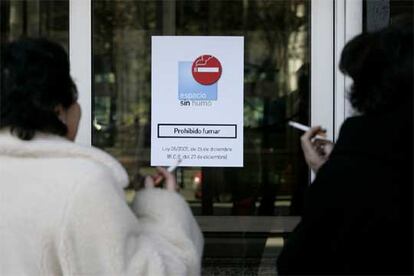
[0, 0, 69, 49]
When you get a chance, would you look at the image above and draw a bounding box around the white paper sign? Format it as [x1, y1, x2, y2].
[151, 36, 244, 167]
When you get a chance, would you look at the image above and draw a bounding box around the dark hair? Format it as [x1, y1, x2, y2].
[0, 38, 77, 140]
[339, 16, 413, 114]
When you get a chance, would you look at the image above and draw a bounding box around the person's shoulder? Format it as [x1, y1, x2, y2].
[341, 102, 412, 134]
[60, 156, 116, 182]
[37, 136, 130, 190]
[333, 104, 412, 163]
[58, 146, 127, 195]
[334, 115, 365, 148]
[338, 115, 365, 133]
[72, 144, 129, 188]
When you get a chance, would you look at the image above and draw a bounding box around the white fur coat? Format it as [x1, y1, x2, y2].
[0, 130, 203, 276]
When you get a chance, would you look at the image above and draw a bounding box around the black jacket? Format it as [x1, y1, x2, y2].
[277, 104, 413, 275]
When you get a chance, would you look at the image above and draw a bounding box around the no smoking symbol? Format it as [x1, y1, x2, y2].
[192, 55, 222, 85]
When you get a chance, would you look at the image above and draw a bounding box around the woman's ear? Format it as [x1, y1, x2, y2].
[54, 104, 67, 124]
[65, 103, 81, 141]
[54, 103, 81, 141]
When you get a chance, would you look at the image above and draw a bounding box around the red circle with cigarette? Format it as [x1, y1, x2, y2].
[191, 55, 222, 85]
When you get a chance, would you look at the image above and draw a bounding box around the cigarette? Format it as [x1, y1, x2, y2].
[288, 121, 311, 132]
[167, 159, 182, 172]
[288, 121, 329, 140]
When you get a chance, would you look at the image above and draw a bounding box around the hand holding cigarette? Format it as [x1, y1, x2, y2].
[146, 159, 182, 191]
[288, 121, 329, 140]
[131, 160, 181, 191]
[289, 121, 334, 173]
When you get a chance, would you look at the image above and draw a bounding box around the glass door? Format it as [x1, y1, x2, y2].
[92, 0, 312, 217]
[69, 0, 362, 274]
[90, 2, 314, 274]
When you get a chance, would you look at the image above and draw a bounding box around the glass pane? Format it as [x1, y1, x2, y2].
[0, 0, 69, 50]
[93, 0, 310, 273]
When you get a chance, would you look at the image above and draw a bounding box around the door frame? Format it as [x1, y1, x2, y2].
[69, 0, 92, 145]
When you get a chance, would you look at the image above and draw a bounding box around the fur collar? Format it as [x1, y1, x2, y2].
[0, 130, 129, 189]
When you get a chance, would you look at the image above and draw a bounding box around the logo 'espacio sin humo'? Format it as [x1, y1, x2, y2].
[178, 54, 222, 107]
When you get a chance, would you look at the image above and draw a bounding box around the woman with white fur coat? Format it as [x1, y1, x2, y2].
[0, 38, 203, 275]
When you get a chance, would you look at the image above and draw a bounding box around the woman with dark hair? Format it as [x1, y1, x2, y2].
[277, 18, 413, 274]
[0, 38, 203, 275]
[0, 38, 80, 140]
